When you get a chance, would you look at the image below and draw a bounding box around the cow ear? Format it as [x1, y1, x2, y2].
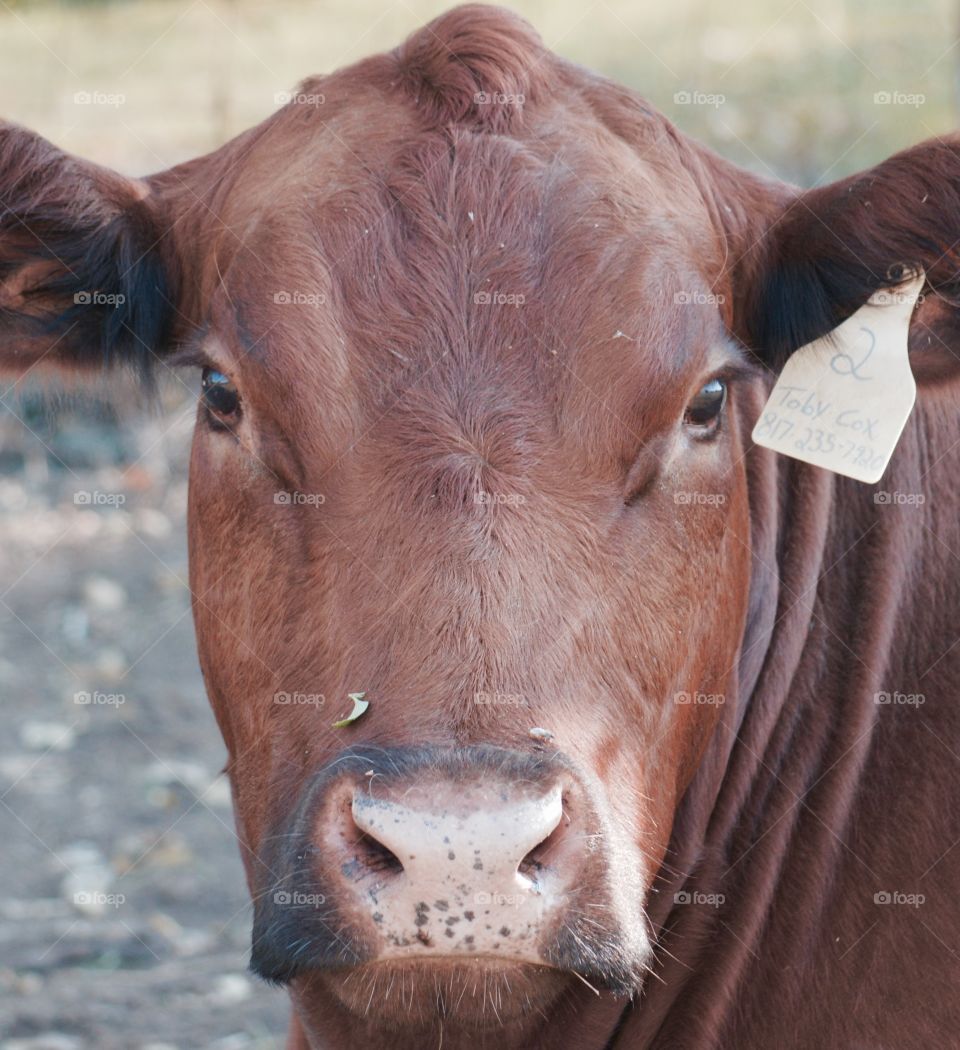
[0, 122, 176, 378]
[734, 136, 960, 385]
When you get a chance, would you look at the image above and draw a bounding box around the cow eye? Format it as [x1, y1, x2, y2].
[684, 378, 726, 432]
[201, 367, 241, 420]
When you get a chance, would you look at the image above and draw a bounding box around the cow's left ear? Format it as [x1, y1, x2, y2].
[731, 136, 960, 384]
[0, 122, 177, 378]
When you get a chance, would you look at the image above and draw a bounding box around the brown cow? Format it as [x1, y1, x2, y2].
[2, 6, 960, 1048]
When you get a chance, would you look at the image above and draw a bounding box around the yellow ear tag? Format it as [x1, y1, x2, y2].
[752, 271, 924, 483]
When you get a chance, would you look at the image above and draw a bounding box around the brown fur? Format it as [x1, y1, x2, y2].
[2, 6, 959, 1048]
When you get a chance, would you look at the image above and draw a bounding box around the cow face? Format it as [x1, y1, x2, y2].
[181, 107, 757, 1024]
[3, 5, 959, 1045]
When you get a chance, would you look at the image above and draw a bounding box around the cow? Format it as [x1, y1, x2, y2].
[2, 5, 960, 1047]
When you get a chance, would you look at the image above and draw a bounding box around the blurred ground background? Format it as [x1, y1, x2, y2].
[0, 0, 957, 1047]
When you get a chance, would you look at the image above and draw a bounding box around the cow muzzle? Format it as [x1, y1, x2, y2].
[250, 746, 649, 1020]
[322, 766, 572, 960]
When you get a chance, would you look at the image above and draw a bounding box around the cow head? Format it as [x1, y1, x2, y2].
[3, 5, 959, 1046]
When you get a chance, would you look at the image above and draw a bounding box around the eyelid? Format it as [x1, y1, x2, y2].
[166, 336, 235, 377]
[707, 360, 760, 387]
[682, 360, 757, 415]
[166, 342, 212, 369]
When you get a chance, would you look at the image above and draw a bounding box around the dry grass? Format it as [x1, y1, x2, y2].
[1, 0, 957, 183]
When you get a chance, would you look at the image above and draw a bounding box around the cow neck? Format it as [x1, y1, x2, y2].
[622, 394, 936, 1046]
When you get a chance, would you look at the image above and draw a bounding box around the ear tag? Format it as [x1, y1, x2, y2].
[752, 271, 924, 483]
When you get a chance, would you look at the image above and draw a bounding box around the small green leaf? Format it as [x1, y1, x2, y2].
[332, 692, 369, 728]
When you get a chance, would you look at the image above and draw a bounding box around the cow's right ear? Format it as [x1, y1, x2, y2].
[0, 122, 177, 378]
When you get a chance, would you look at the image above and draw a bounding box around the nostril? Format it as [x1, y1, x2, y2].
[518, 818, 566, 883]
[325, 789, 407, 883]
[355, 829, 404, 876]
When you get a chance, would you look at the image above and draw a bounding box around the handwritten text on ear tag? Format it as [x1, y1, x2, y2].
[752, 271, 924, 483]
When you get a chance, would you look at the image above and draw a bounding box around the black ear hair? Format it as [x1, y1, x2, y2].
[740, 136, 960, 376]
[0, 122, 175, 376]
